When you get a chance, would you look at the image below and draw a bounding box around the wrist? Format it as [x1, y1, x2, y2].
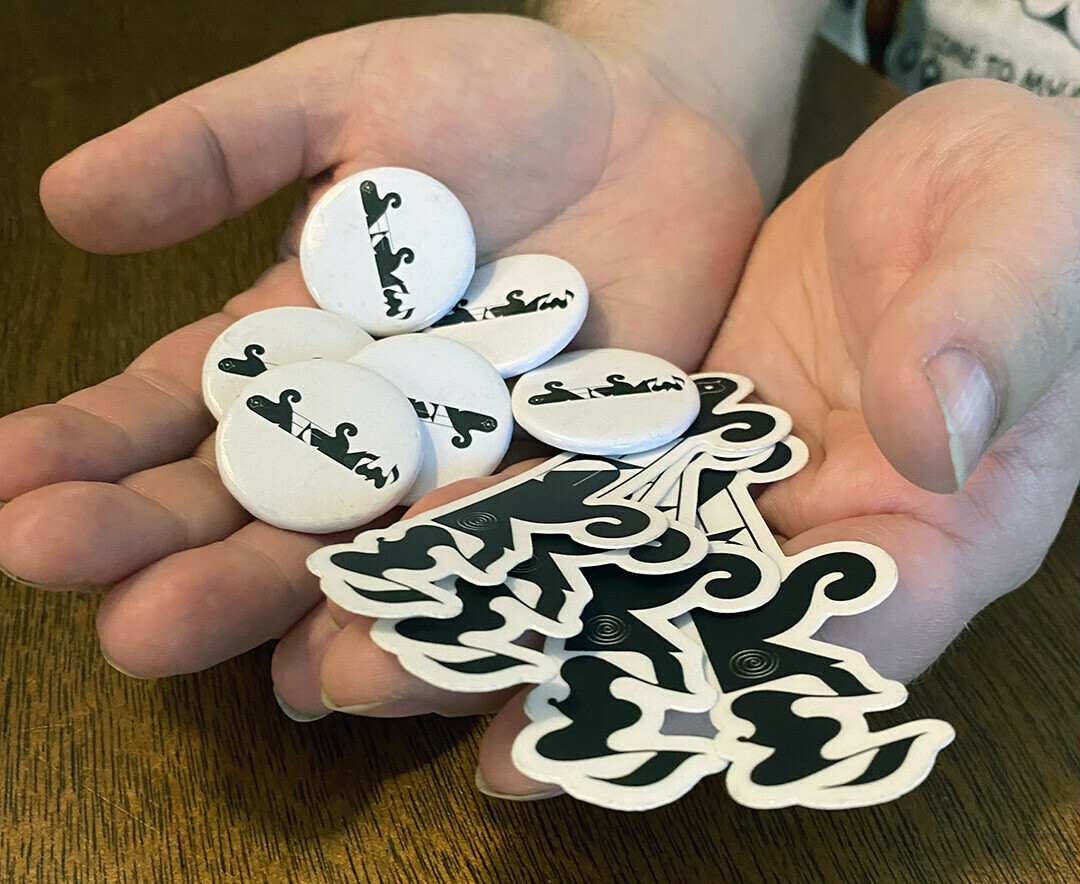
[536, 0, 829, 205]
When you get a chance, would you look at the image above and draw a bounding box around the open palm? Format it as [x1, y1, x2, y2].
[705, 80, 1079, 680]
[301, 80, 1079, 798]
[0, 14, 760, 674]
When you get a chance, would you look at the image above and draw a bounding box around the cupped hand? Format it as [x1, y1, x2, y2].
[712, 80, 1078, 680]
[281, 78, 1079, 800]
[0, 14, 760, 675]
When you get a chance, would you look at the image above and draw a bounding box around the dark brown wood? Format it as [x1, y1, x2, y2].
[2, 3, 1076, 882]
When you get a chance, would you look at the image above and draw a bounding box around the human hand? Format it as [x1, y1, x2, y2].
[0, 13, 762, 675]
[286, 78, 1079, 799]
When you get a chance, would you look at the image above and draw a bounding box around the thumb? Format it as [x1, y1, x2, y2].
[837, 86, 1079, 492]
[862, 221, 1079, 493]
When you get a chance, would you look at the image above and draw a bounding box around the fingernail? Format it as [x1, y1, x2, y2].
[925, 347, 997, 490]
[0, 561, 48, 589]
[99, 646, 153, 680]
[474, 766, 563, 802]
[273, 686, 329, 723]
[320, 687, 394, 715]
[0, 561, 99, 592]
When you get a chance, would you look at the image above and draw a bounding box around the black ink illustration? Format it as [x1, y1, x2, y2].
[409, 398, 499, 448]
[247, 387, 398, 484]
[359, 178, 416, 320]
[246, 389, 300, 431]
[356, 462, 401, 489]
[218, 343, 269, 377]
[383, 576, 554, 688]
[430, 299, 476, 326]
[430, 289, 577, 328]
[534, 656, 703, 789]
[372, 237, 415, 291]
[486, 289, 529, 318]
[692, 550, 882, 697]
[359, 179, 401, 227]
[1021, 1, 1078, 48]
[382, 287, 414, 320]
[528, 374, 685, 405]
[564, 546, 769, 691]
[307, 422, 378, 469]
[367, 523, 712, 694]
[527, 381, 584, 405]
[726, 690, 927, 795]
[321, 459, 664, 613]
[591, 375, 657, 397]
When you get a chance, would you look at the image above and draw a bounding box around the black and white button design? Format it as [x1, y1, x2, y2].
[202, 306, 374, 420]
[349, 335, 513, 505]
[299, 168, 475, 336]
[423, 254, 588, 378]
[216, 360, 422, 533]
[511, 348, 699, 456]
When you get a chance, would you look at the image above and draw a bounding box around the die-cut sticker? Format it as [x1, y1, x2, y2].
[681, 541, 955, 810]
[369, 522, 712, 694]
[309, 454, 671, 620]
[512, 540, 781, 811]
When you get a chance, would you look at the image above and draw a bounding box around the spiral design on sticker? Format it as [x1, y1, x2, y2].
[509, 556, 538, 576]
[728, 648, 779, 679]
[584, 615, 630, 646]
[456, 511, 498, 531]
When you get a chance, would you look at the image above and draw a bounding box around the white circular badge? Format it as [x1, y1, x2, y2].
[422, 254, 588, 378]
[201, 306, 375, 420]
[511, 349, 699, 456]
[349, 335, 512, 505]
[299, 167, 476, 336]
[216, 360, 422, 533]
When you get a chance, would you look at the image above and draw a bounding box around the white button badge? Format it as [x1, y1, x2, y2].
[349, 335, 513, 506]
[299, 167, 476, 336]
[202, 306, 375, 420]
[423, 254, 588, 378]
[511, 348, 700, 456]
[216, 360, 422, 533]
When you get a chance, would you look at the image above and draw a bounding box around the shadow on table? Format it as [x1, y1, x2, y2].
[145, 556, 1076, 884]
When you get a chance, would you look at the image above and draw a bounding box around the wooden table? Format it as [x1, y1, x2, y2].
[2, 3, 1077, 881]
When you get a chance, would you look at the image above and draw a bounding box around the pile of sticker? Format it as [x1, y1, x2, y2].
[205, 168, 954, 812]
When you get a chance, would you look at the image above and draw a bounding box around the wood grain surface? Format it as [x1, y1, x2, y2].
[2, 2, 1077, 882]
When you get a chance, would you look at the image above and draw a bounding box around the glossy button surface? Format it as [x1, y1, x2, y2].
[349, 335, 512, 505]
[511, 348, 699, 456]
[202, 306, 374, 419]
[299, 167, 475, 336]
[423, 254, 588, 377]
[216, 360, 422, 532]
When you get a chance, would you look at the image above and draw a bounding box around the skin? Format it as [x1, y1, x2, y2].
[0, 14, 1076, 798]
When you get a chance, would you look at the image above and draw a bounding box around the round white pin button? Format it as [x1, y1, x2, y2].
[216, 360, 422, 533]
[511, 348, 699, 456]
[349, 335, 513, 506]
[202, 306, 375, 420]
[299, 167, 476, 336]
[422, 254, 588, 378]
